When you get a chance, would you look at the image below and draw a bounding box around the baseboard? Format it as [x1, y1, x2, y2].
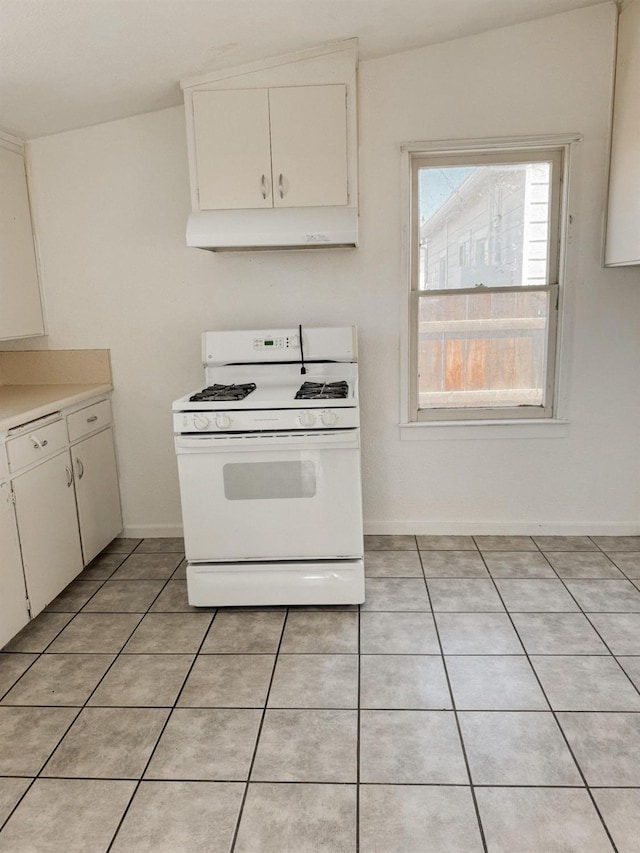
[125, 521, 640, 538]
[123, 524, 184, 538]
[363, 521, 640, 536]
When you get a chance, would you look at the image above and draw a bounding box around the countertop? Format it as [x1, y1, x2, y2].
[0, 383, 112, 432]
[0, 348, 113, 433]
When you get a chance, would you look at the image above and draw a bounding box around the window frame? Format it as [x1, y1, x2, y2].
[402, 136, 577, 425]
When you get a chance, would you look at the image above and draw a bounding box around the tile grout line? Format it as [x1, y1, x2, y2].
[34, 550, 189, 748]
[0, 595, 109, 834]
[0, 543, 185, 847]
[476, 537, 620, 853]
[105, 596, 218, 852]
[417, 544, 489, 853]
[356, 582, 361, 853]
[0, 776, 37, 835]
[4, 702, 640, 714]
[3, 772, 640, 789]
[41, 607, 640, 615]
[29, 579, 170, 789]
[0, 703, 83, 837]
[2, 537, 639, 846]
[531, 546, 640, 698]
[0, 552, 145, 838]
[228, 608, 289, 853]
[0, 552, 135, 701]
[539, 548, 640, 702]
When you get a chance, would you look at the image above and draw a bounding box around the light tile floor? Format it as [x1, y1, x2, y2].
[1, 534, 640, 851]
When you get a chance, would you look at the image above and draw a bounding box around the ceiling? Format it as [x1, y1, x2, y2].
[1, 0, 608, 139]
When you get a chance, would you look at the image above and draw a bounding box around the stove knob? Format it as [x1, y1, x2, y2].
[321, 410, 339, 427]
[215, 414, 232, 429]
[193, 414, 210, 431]
[298, 410, 317, 427]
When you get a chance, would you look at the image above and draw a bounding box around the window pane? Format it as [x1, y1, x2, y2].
[417, 289, 550, 409]
[223, 461, 316, 500]
[418, 162, 552, 290]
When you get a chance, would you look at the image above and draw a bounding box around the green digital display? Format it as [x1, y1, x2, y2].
[265, 340, 274, 346]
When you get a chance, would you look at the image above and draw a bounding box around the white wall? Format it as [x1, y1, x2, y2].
[21, 2, 640, 535]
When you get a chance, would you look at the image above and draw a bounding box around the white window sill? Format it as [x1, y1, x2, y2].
[399, 418, 570, 441]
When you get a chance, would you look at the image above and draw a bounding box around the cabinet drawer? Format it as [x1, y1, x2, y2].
[67, 400, 112, 443]
[7, 419, 68, 473]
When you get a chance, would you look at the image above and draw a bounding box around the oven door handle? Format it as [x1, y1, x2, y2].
[175, 430, 360, 453]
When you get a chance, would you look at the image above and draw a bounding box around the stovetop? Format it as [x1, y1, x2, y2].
[173, 362, 358, 413]
[174, 328, 359, 433]
[189, 383, 257, 402]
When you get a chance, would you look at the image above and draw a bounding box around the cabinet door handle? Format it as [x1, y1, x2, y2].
[87, 415, 98, 423]
[76, 458, 85, 480]
[65, 465, 73, 487]
[260, 174, 268, 199]
[278, 173, 284, 199]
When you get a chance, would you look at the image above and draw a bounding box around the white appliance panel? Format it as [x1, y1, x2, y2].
[186, 207, 357, 252]
[176, 431, 363, 563]
[173, 362, 359, 414]
[202, 326, 357, 365]
[187, 560, 365, 606]
[173, 407, 359, 433]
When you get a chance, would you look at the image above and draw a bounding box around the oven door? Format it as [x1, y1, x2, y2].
[175, 430, 363, 562]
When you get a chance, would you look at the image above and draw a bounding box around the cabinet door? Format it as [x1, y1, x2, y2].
[13, 451, 83, 616]
[0, 147, 45, 340]
[269, 85, 348, 208]
[605, 0, 640, 266]
[193, 89, 273, 210]
[72, 427, 122, 565]
[0, 481, 30, 648]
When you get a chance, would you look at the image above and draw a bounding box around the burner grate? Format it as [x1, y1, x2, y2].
[295, 381, 349, 400]
[189, 383, 256, 402]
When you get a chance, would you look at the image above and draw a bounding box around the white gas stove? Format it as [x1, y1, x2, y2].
[173, 326, 365, 606]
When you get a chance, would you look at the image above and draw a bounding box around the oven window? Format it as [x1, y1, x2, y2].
[223, 461, 317, 500]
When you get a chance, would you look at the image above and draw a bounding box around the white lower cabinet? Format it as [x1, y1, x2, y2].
[12, 449, 83, 617]
[1, 395, 123, 638]
[72, 427, 122, 565]
[0, 480, 30, 647]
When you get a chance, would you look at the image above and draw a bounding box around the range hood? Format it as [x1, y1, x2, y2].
[186, 206, 358, 252]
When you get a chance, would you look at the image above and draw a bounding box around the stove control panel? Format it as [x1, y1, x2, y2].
[297, 411, 317, 427]
[174, 407, 359, 434]
[193, 414, 210, 431]
[253, 335, 299, 350]
[321, 410, 339, 426]
[178, 413, 237, 432]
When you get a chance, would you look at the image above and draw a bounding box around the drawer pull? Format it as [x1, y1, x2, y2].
[76, 458, 85, 480]
[87, 415, 98, 423]
[30, 436, 49, 449]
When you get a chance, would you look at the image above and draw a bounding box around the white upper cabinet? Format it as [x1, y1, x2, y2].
[269, 85, 348, 208]
[0, 140, 45, 339]
[193, 88, 273, 210]
[192, 84, 348, 211]
[182, 41, 357, 221]
[605, 0, 640, 267]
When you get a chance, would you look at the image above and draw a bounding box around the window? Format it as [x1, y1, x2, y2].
[408, 143, 566, 422]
